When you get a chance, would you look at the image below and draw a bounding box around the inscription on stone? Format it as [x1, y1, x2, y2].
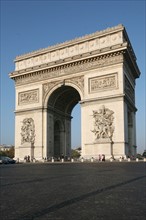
[18, 89, 39, 105]
[89, 74, 117, 93]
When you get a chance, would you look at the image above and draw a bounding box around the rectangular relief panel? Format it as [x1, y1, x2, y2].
[89, 73, 118, 93]
[18, 89, 39, 105]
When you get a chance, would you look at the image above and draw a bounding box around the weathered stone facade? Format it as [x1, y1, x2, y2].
[10, 24, 140, 161]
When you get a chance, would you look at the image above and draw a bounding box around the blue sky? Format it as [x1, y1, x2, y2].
[0, 0, 145, 153]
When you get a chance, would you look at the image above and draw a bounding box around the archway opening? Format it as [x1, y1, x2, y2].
[71, 103, 81, 149]
[47, 85, 81, 159]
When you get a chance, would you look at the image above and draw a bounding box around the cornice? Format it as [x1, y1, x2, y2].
[15, 24, 124, 61]
[11, 51, 124, 86]
[10, 24, 140, 85]
[14, 107, 44, 114]
[10, 43, 126, 79]
[125, 48, 141, 78]
[80, 94, 125, 104]
[12, 25, 125, 73]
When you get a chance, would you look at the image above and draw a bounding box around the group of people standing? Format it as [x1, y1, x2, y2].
[24, 155, 31, 162]
[98, 154, 105, 161]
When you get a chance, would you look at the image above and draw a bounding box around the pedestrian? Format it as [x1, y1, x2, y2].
[27, 155, 30, 162]
[99, 154, 101, 161]
[102, 154, 105, 161]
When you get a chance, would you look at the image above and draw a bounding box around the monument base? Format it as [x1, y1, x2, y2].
[19, 143, 34, 161]
[82, 141, 112, 159]
[82, 141, 127, 160]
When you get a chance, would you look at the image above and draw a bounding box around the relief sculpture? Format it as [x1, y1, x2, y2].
[91, 105, 114, 141]
[21, 118, 35, 144]
[18, 89, 39, 105]
[14, 53, 123, 86]
[90, 74, 117, 93]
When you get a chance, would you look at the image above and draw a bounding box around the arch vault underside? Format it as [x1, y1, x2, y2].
[47, 85, 81, 158]
[10, 24, 140, 161]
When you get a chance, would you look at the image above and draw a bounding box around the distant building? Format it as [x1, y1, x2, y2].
[0, 145, 13, 152]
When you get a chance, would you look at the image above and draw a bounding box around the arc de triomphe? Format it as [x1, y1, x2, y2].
[10, 25, 140, 161]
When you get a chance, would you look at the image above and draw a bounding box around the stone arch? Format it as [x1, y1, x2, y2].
[46, 83, 82, 158]
[10, 25, 140, 160]
[43, 80, 83, 108]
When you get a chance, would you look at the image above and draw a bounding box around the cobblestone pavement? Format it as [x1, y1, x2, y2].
[0, 162, 146, 220]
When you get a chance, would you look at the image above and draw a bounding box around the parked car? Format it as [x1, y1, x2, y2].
[142, 151, 146, 158]
[0, 156, 16, 164]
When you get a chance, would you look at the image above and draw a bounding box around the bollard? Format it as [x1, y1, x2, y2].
[61, 158, 64, 163]
[51, 157, 54, 163]
[128, 158, 130, 162]
[91, 157, 94, 162]
[71, 158, 74, 162]
[144, 158, 146, 162]
[110, 158, 113, 162]
[136, 158, 139, 162]
[119, 158, 122, 162]
[81, 158, 84, 162]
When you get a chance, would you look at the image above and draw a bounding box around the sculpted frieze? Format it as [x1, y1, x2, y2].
[91, 105, 114, 141]
[15, 26, 123, 71]
[66, 76, 84, 94]
[43, 75, 84, 100]
[15, 52, 123, 86]
[43, 81, 61, 100]
[18, 89, 39, 105]
[89, 73, 117, 93]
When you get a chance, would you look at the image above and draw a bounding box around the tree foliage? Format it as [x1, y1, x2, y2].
[142, 151, 146, 158]
[71, 149, 81, 158]
[0, 146, 14, 158]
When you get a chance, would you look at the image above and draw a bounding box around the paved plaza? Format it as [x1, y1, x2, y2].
[0, 162, 146, 220]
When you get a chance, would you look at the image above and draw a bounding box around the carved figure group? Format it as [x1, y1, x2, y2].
[21, 118, 35, 144]
[92, 105, 114, 140]
[19, 90, 38, 105]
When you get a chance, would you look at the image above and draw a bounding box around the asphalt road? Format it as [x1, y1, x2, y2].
[0, 162, 146, 220]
